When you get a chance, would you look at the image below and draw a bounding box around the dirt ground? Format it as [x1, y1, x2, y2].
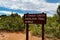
[0, 31, 59, 40]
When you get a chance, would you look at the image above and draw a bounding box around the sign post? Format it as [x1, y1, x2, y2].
[24, 12, 46, 40]
[26, 24, 29, 40]
[42, 24, 44, 40]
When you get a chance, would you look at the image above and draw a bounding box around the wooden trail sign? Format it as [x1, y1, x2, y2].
[24, 13, 46, 24]
[24, 12, 47, 40]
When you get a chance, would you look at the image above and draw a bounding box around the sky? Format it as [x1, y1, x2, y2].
[0, 0, 60, 17]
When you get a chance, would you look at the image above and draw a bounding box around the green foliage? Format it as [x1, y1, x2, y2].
[57, 5, 60, 23]
[0, 13, 25, 32]
[29, 24, 42, 37]
[29, 14, 60, 39]
[0, 12, 60, 39]
[57, 5, 60, 16]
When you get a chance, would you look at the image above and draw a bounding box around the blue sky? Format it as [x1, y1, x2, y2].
[0, 0, 60, 16]
[46, 0, 60, 3]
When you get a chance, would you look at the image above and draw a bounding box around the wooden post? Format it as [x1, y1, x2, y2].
[42, 24, 44, 40]
[26, 24, 29, 40]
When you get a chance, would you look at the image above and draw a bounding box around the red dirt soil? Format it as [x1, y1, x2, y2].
[0, 31, 41, 40]
[0, 32, 59, 40]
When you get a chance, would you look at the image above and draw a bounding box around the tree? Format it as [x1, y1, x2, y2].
[56, 5, 60, 39]
[57, 5, 60, 23]
[57, 5, 60, 16]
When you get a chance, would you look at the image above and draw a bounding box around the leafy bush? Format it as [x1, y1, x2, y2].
[0, 13, 25, 32]
[29, 14, 60, 39]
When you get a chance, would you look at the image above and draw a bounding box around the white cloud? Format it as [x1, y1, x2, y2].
[47, 14, 53, 17]
[18, 13, 24, 17]
[0, 0, 60, 16]
[0, 11, 23, 17]
[0, 11, 56, 17]
[0, 0, 59, 10]
[0, 11, 12, 14]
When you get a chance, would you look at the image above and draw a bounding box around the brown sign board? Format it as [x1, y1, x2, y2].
[24, 13, 46, 24]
